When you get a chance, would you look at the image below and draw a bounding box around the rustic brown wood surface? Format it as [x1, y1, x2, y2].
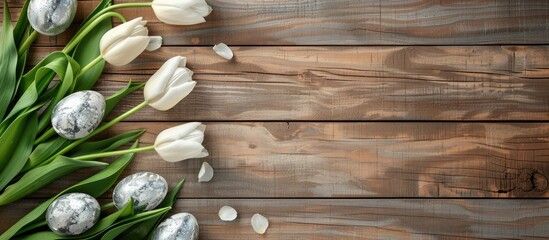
[30, 46, 549, 121]
[2, 0, 549, 239]
[5, 0, 549, 45]
[21, 122, 549, 199]
[2, 199, 548, 239]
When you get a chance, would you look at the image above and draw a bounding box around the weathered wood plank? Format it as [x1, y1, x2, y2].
[5, 0, 549, 45]
[2, 199, 549, 239]
[27, 122, 549, 199]
[29, 46, 549, 121]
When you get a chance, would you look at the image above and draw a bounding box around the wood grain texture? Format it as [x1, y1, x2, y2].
[2, 199, 549, 239]
[4, 1, 549, 238]
[25, 122, 549, 199]
[5, 0, 549, 45]
[30, 45, 549, 121]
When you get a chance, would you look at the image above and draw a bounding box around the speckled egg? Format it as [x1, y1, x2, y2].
[113, 172, 168, 213]
[152, 213, 199, 240]
[52, 91, 106, 140]
[28, 0, 77, 36]
[46, 193, 101, 236]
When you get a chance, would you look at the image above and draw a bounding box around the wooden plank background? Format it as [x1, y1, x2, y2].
[3, 0, 549, 239]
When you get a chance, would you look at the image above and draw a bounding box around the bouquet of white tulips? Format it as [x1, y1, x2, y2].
[0, 0, 212, 238]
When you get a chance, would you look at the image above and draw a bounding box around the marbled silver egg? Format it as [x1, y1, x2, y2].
[52, 91, 105, 140]
[46, 193, 101, 236]
[152, 213, 199, 240]
[113, 172, 168, 213]
[28, 0, 77, 36]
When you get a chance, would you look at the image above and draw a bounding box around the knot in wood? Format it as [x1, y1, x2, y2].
[517, 169, 548, 192]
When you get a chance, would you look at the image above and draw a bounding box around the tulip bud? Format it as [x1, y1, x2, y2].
[100, 17, 162, 66]
[151, 0, 212, 25]
[154, 122, 208, 162]
[144, 56, 196, 111]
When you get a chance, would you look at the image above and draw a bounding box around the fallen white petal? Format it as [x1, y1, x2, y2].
[218, 206, 238, 221]
[213, 43, 233, 60]
[146, 36, 163, 51]
[251, 213, 269, 234]
[198, 162, 214, 182]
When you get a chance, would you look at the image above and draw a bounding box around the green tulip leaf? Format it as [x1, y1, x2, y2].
[26, 137, 71, 172]
[0, 110, 37, 190]
[68, 129, 145, 158]
[70, 0, 112, 91]
[0, 105, 40, 172]
[105, 81, 145, 116]
[0, 156, 108, 206]
[0, 1, 18, 120]
[13, 0, 30, 46]
[0, 141, 139, 240]
[100, 207, 172, 240]
[36, 56, 80, 133]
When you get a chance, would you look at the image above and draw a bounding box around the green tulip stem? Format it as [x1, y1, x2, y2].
[69, 2, 152, 47]
[63, 11, 127, 54]
[94, 2, 153, 18]
[38, 101, 149, 167]
[79, 55, 104, 77]
[74, 145, 155, 161]
[17, 30, 38, 56]
[101, 202, 116, 211]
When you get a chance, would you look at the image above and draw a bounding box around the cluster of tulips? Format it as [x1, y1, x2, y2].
[0, 0, 215, 239]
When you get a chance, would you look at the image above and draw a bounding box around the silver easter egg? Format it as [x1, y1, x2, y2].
[52, 91, 106, 140]
[152, 213, 199, 240]
[113, 172, 168, 213]
[28, 0, 77, 36]
[46, 193, 101, 236]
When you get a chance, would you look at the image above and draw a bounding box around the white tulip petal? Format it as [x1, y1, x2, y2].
[174, 10, 207, 25]
[153, 0, 196, 9]
[185, 129, 205, 143]
[151, 0, 210, 25]
[154, 122, 208, 162]
[146, 36, 163, 51]
[148, 80, 196, 111]
[155, 122, 203, 146]
[198, 162, 214, 182]
[218, 206, 237, 221]
[144, 56, 186, 103]
[155, 140, 205, 162]
[102, 36, 150, 66]
[213, 43, 233, 60]
[191, 0, 213, 16]
[100, 17, 144, 54]
[131, 24, 149, 37]
[251, 214, 269, 234]
[195, 148, 209, 158]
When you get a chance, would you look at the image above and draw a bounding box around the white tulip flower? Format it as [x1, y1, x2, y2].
[144, 56, 196, 111]
[151, 0, 212, 25]
[99, 17, 162, 66]
[154, 122, 208, 162]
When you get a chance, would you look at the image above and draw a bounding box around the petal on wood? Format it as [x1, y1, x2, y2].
[218, 205, 238, 221]
[251, 213, 269, 234]
[213, 43, 233, 60]
[198, 161, 214, 182]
